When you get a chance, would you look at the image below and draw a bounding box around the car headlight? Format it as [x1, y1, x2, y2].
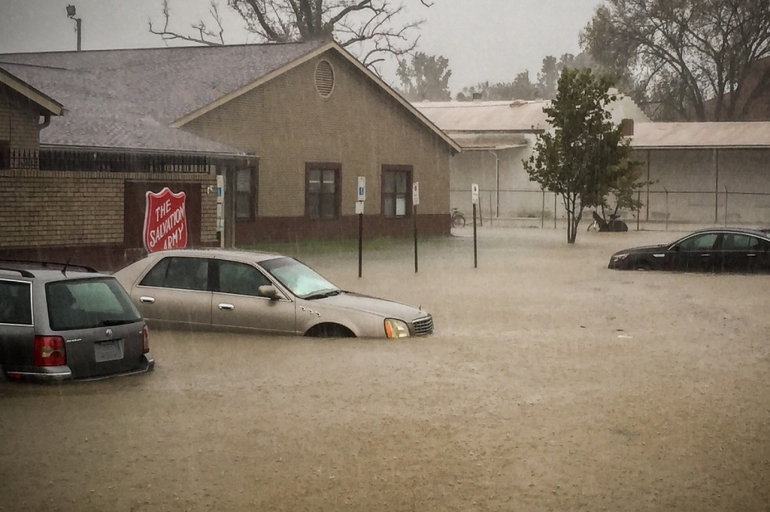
[384, 319, 410, 338]
[612, 254, 628, 261]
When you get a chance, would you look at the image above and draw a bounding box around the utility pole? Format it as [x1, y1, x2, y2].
[66, 5, 82, 51]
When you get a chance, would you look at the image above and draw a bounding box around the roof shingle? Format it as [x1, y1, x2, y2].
[0, 41, 327, 154]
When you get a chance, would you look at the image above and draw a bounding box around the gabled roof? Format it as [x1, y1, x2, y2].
[0, 40, 459, 154]
[631, 122, 770, 149]
[0, 67, 63, 116]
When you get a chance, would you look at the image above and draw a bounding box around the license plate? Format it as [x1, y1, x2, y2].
[94, 340, 124, 362]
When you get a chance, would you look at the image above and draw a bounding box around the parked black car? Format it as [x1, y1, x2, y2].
[608, 227, 770, 272]
[0, 261, 154, 382]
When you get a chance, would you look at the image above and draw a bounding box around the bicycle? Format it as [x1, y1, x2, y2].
[451, 207, 466, 228]
[586, 210, 628, 232]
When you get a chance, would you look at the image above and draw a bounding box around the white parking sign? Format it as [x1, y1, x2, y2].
[472, 183, 479, 205]
[357, 176, 366, 201]
[412, 182, 420, 206]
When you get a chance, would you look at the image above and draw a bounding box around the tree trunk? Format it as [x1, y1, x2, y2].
[567, 212, 578, 243]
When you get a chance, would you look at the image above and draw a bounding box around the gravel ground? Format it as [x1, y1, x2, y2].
[1, 227, 769, 511]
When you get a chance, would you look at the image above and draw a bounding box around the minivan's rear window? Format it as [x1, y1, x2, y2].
[0, 280, 32, 325]
[46, 278, 141, 331]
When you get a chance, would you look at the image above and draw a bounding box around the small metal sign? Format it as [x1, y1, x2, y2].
[412, 182, 420, 206]
[471, 183, 479, 205]
[355, 201, 364, 214]
[357, 176, 366, 201]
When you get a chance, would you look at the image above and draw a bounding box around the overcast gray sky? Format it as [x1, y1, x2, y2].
[0, 0, 602, 93]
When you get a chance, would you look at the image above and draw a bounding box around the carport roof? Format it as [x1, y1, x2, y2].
[414, 100, 550, 133]
[631, 122, 770, 149]
[446, 132, 529, 150]
[414, 94, 649, 150]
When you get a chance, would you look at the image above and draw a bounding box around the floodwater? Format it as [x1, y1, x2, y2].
[2, 227, 769, 511]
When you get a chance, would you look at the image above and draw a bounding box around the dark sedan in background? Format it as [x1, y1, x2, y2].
[608, 227, 770, 272]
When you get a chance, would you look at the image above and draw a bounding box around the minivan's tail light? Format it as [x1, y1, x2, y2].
[33, 336, 66, 366]
[142, 325, 150, 354]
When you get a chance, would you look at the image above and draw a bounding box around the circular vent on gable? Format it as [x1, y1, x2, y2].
[315, 60, 335, 98]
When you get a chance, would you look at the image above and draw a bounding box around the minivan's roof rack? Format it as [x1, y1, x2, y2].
[0, 259, 98, 273]
[0, 266, 35, 278]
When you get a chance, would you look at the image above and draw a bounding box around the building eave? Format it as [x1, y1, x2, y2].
[41, 143, 255, 161]
[0, 66, 64, 116]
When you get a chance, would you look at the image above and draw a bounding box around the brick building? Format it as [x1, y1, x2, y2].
[0, 41, 459, 269]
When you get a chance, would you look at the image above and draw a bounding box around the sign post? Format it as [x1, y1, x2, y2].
[357, 177, 366, 278]
[412, 182, 420, 273]
[472, 183, 479, 268]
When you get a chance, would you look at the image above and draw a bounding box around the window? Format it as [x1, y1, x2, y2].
[315, 60, 335, 98]
[0, 141, 9, 170]
[139, 257, 209, 291]
[46, 278, 141, 331]
[722, 234, 760, 251]
[382, 166, 412, 217]
[0, 280, 32, 325]
[679, 233, 718, 251]
[260, 257, 338, 299]
[216, 260, 271, 297]
[235, 167, 256, 221]
[306, 164, 340, 219]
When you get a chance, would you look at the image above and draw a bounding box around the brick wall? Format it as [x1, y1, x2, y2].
[0, 168, 217, 250]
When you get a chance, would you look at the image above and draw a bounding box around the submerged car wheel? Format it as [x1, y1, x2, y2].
[305, 323, 355, 338]
[635, 261, 651, 271]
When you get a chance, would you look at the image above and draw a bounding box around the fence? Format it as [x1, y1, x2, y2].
[451, 188, 770, 231]
[0, 148, 212, 173]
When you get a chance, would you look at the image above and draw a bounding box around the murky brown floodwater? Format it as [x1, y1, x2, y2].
[2, 227, 769, 511]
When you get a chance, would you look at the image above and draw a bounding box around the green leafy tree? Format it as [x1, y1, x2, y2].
[396, 52, 452, 101]
[536, 53, 598, 99]
[524, 68, 645, 244]
[580, 0, 770, 121]
[456, 72, 538, 101]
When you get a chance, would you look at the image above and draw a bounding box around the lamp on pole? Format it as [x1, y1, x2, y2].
[66, 5, 82, 51]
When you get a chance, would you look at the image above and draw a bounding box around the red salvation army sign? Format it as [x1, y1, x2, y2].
[143, 188, 188, 253]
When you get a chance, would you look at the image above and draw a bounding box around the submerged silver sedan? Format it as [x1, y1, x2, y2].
[114, 249, 433, 338]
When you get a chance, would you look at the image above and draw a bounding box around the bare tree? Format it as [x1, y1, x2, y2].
[580, 0, 770, 121]
[150, 0, 433, 71]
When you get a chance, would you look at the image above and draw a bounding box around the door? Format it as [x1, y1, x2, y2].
[132, 256, 212, 330]
[46, 278, 146, 378]
[210, 260, 296, 334]
[721, 234, 770, 272]
[673, 232, 721, 271]
[0, 279, 34, 368]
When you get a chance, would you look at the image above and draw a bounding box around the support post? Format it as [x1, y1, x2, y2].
[358, 212, 363, 278]
[413, 205, 418, 273]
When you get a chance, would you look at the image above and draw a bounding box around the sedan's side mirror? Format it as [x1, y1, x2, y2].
[258, 285, 279, 300]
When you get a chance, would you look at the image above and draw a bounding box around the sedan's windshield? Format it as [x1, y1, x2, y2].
[259, 257, 339, 299]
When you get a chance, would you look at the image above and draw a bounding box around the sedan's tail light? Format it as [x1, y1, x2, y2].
[33, 336, 66, 366]
[142, 325, 150, 354]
